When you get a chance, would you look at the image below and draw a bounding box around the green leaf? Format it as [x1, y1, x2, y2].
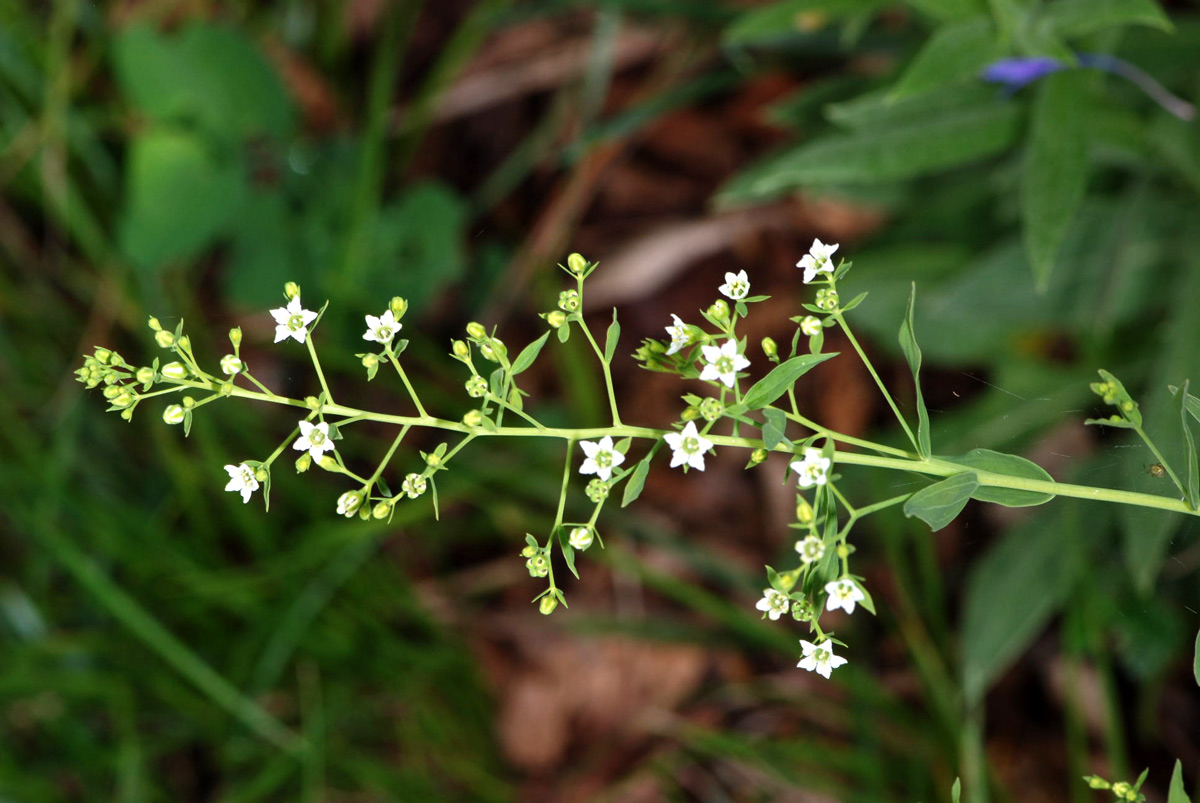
[952, 778, 962, 803]
[604, 309, 620, 363]
[621, 454, 652, 508]
[904, 472, 977, 531]
[741, 353, 838, 410]
[902, 0, 982, 22]
[1043, 0, 1172, 39]
[1169, 385, 1200, 425]
[1169, 759, 1193, 803]
[723, 0, 889, 50]
[943, 448, 1056, 507]
[898, 283, 931, 458]
[1179, 379, 1200, 509]
[890, 16, 1001, 101]
[719, 102, 1020, 203]
[1194, 629, 1200, 687]
[1022, 71, 1090, 290]
[761, 407, 790, 450]
[560, 538, 579, 580]
[511, 331, 550, 376]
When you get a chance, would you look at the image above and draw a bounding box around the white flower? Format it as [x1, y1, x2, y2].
[756, 588, 790, 621]
[293, 420, 335, 462]
[402, 473, 427, 499]
[795, 535, 826, 565]
[665, 314, 692, 356]
[663, 421, 714, 471]
[796, 239, 839, 284]
[270, 296, 318, 344]
[799, 316, 822, 337]
[791, 447, 831, 489]
[568, 526, 593, 550]
[719, 270, 750, 301]
[797, 639, 848, 679]
[337, 490, 363, 517]
[363, 309, 401, 346]
[699, 339, 750, 389]
[579, 436, 625, 481]
[224, 463, 259, 504]
[220, 354, 244, 375]
[824, 578, 865, 615]
[162, 404, 185, 425]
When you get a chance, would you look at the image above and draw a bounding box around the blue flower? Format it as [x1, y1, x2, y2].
[980, 57, 1065, 90]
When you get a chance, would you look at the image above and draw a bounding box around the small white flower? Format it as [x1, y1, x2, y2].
[795, 535, 826, 565]
[270, 296, 318, 344]
[224, 463, 259, 504]
[665, 314, 692, 356]
[162, 404, 186, 425]
[568, 526, 593, 550]
[160, 361, 188, 380]
[718, 270, 750, 301]
[796, 239, 839, 284]
[220, 354, 244, 375]
[797, 639, 848, 679]
[756, 588, 790, 621]
[799, 316, 822, 337]
[824, 578, 865, 615]
[663, 420, 714, 471]
[363, 309, 401, 346]
[579, 436, 625, 481]
[337, 490, 363, 517]
[699, 339, 750, 389]
[402, 473, 427, 499]
[791, 447, 831, 489]
[293, 420, 335, 462]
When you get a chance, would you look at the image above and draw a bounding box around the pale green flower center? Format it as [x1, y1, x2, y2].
[309, 430, 326, 446]
[716, 356, 734, 373]
[288, 314, 305, 331]
[596, 451, 612, 468]
[682, 436, 700, 454]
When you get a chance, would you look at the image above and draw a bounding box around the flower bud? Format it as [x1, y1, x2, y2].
[295, 453, 312, 473]
[1111, 783, 1131, 797]
[1084, 776, 1111, 790]
[229, 327, 242, 347]
[147, 317, 162, 332]
[465, 375, 488, 398]
[558, 289, 580, 312]
[521, 545, 538, 558]
[317, 455, 337, 471]
[795, 497, 814, 524]
[546, 310, 567, 328]
[284, 282, 300, 300]
[463, 409, 484, 427]
[163, 404, 185, 425]
[254, 468, 269, 483]
[568, 526, 593, 551]
[699, 397, 724, 422]
[160, 361, 188, 380]
[120, 408, 134, 421]
[305, 396, 321, 410]
[681, 406, 701, 421]
[425, 450, 444, 469]
[219, 382, 234, 397]
[539, 595, 559, 615]
[155, 330, 176, 349]
[94, 347, 113, 364]
[112, 392, 134, 408]
[220, 354, 244, 375]
[761, 337, 778, 360]
[749, 447, 768, 465]
[182, 395, 196, 409]
[585, 479, 609, 502]
[567, 253, 588, 275]
[452, 340, 469, 358]
[136, 366, 156, 385]
[373, 502, 391, 519]
[708, 299, 730, 321]
[466, 322, 486, 340]
[815, 288, 839, 311]
[479, 342, 498, 362]
[389, 297, 409, 319]
[176, 335, 191, 352]
[103, 385, 121, 400]
[336, 490, 364, 517]
[526, 555, 550, 578]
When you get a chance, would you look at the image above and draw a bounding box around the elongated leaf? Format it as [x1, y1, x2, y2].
[1022, 71, 1090, 289]
[904, 472, 978, 531]
[1044, 0, 1172, 39]
[511, 331, 550, 376]
[761, 407, 789, 450]
[952, 778, 962, 803]
[741, 353, 838, 410]
[604, 309, 620, 363]
[898, 283, 931, 457]
[1179, 379, 1199, 509]
[1169, 759, 1193, 803]
[890, 16, 1001, 101]
[1194, 629, 1199, 687]
[621, 454, 652, 508]
[944, 448, 1056, 507]
[1169, 384, 1200, 425]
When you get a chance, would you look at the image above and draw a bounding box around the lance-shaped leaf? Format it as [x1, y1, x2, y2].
[898, 283, 931, 457]
[943, 448, 1056, 507]
[904, 472, 978, 531]
[511, 331, 550, 376]
[1179, 379, 1200, 509]
[740, 352, 838, 410]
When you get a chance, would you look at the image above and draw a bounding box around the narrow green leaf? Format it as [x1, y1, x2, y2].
[761, 407, 790, 450]
[903, 472, 978, 531]
[561, 538, 579, 580]
[1194, 629, 1200, 687]
[1179, 379, 1199, 509]
[944, 448, 1056, 507]
[952, 778, 962, 803]
[1169, 759, 1193, 803]
[1043, 0, 1172, 39]
[898, 283, 931, 457]
[1022, 71, 1090, 290]
[1169, 384, 1200, 425]
[511, 331, 550, 376]
[890, 16, 1001, 101]
[741, 352, 838, 410]
[604, 309, 620, 363]
[621, 454, 652, 508]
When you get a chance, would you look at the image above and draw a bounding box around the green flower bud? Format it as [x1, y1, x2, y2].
[229, 327, 242, 347]
[521, 545, 539, 559]
[136, 367, 155, 385]
[388, 296, 409, 319]
[1083, 776, 1110, 790]
[147, 317, 162, 332]
[94, 347, 113, 364]
[836, 543, 851, 559]
[749, 448, 768, 465]
[182, 396, 196, 409]
[295, 453, 312, 473]
[284, 282, 300, 300]
[479, 342, 499, 362]
[317, 455, 337, 471]
[254, 468, 268, 483]
[699, 397, 724, 422]
[539, 595, 559, 615]
[526, 554, 550, 578]
[372, 502, 391, 519]
[463, 409, 484, 427]
[708, 299, 730, 321]
[120, 408, 134, 421]
[452, 340, 469, 358]
[305, 396, 321, 410]
[558, 289, 581, 313]
[567, 253, 588, 275]
[681, 406, 701, 421]
[815, 288, 839, 311]
[466, 322, 486, 339]
[761, 337, 778, 360]
[425, 449, 444, 469]
[465, 375, 488, 398]
[337, 490, 364, 517]
[795, 497, 814, 524]
[102, 385, 121, 400]
[163, 404, 185, 425]
[155, 330, 176, 349]
[219, 354, 244, 375]
[585, 479, 609, 502]
[160, 361, 187, 380]
[219, 382, 234, 397]
[176, 335, 191, 352]
[546, 310, 567, 328]
[1111, 783, 1131, 797]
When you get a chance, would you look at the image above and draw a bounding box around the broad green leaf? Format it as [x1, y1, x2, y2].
[943, 448, 1056, 507]
[622, 454, 652, 508]
[511, 331, 550, 376]
[898, 283, 931, 457]
[903, 472, 978, 531]
[1178, 380, 1199, 509]
[1169, 760, 1193, 803]
[962, 503, 1074, 703]
[741, 353, 838, 410]
[761, 407, 789, 450]
[604, 309, 620, 363]
[1043, 0, 1172, 39]
[828, 83, 997, 130]
[1022, 71, 1090, 290]
[718, 103, 1021, 204]
[890, 16, 1001, 101]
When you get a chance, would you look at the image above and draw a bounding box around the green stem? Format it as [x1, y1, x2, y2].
[1134, 424, 1187, 502]
[575, 290, 622, 426]
[305, 337, 333, 406]
[783, 409, 914, 459]
[368, 425, 410, 484]
[386, 350, 429, 419]
[832, 310, 919, 453]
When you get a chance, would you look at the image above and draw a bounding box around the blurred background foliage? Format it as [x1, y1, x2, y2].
[1, 0, 1198, 800]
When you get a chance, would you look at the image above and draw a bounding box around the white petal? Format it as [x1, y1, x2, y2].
[699, 365, 720, 383]
[663, 432, 682, 450]
[580, 440, 600, 458]
[668, 449, 687, 468]
[687, 451, 706, 471]
[270, 307, 290, 324]
[610, 450, 626, 468]
[700, 344, 721, 363]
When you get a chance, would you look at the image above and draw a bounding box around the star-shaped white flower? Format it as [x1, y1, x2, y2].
[795, 535, 825, 565]
[756, 588, 790, 621]
[270, 296, 318, 344]
[224, 463, 259, 504]
[797, 639, 848, 679]
[665, 314, 692, 356]
[663, 421, 714, 471]
[796, 239, 839, 284]
[293, 420, 336, 462]
[699, 339, 750, 389]
[363, 309, 401, 346]
[799, 316, 822, 337]
[791, 447, 831, 489]
[718, 270, 750, 301]
[579, 436, 625, 481]
[824, 578, 865, 615]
